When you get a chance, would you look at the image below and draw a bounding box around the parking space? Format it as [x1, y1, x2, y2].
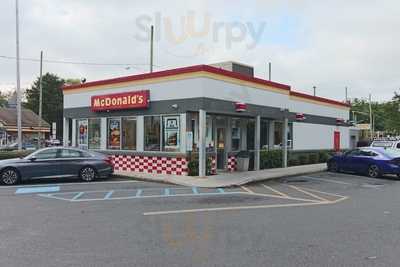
[3, 171, 400, 267]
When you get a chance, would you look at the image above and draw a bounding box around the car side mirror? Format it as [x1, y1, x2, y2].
[29, 156, 37, 161]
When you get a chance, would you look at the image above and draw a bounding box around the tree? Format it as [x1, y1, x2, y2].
[24, 73, 79, 140]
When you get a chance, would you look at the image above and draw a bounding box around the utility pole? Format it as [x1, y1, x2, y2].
[313, 86, 316, 96]
[150, 25, 154, 73]
[369, 94, 374, 139]
[38, 51, 43, 148]
[268, 62, 272, 81]
[15, 0, 22, 150]
[345, 87, 348, 102]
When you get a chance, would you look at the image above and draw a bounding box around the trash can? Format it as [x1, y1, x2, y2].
[236, 151, 250, 171]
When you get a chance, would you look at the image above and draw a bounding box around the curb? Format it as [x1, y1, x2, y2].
[114, 166, 327, 188]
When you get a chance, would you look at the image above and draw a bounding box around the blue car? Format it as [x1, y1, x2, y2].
[327, 147, 400, 178]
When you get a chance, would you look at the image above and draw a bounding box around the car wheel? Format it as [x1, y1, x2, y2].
[328, 161, 339, 172]
[367, 165, 381, 178]
[1, 168, 20, 185]
[79, 166, 96, 182]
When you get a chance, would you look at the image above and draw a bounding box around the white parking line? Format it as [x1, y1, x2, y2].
[300, 176, 353, 185]
[143, 197, 349, 216]
[0, 179, 141, 189]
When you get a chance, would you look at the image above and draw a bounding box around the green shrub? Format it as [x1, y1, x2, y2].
[260, 150, 283, 169]
[318, 151, 330, 163]
[298, 154, 309, 165]
[308, 153, 318, 164]
[289, 158, 300, 166]
[0, 150, 32, 160]
[187, 156, 213, 176]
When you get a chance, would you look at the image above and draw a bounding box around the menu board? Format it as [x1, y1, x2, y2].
[164, 116, 180, 151]
[108, 118, 121, 149]
[78, 119, 88, 149]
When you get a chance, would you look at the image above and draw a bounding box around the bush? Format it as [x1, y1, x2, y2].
[187, 155, 213, 176]
[288, 158, 300, 166]
[260, 150, 283, 169]
[0, 150, 32, 160]
[318, 151, 330, 163]
[308, 153, 318, 164]
[298, 154, 309, 165]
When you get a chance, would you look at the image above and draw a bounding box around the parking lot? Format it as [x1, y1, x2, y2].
[1, 172, 400, 267]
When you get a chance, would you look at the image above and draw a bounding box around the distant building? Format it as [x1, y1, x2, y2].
[0, 108, 50, 145]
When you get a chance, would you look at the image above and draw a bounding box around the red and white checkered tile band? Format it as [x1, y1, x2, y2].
[227, 155, 237, 172]
[111, 155, 188, 176]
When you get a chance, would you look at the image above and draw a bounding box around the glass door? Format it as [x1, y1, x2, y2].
[217, 127, 225, 170]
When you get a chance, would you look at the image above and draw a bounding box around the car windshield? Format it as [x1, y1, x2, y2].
[381, 148, 400, 158]
[371, 141, 393, 148]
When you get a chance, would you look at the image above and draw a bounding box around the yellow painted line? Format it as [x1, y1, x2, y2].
[288, 185, 329, 202]
[143, 197, 348, 216]
[293, 186, 348, 199]
[261, 184, 289, 198]
[240, 186, 255, 194]
[237, 192, 321, 203]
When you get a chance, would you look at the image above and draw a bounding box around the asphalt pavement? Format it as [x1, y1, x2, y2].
[1, 172, 400, 267]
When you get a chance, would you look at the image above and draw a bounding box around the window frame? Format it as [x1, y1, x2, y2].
[121, 116, 137, 151]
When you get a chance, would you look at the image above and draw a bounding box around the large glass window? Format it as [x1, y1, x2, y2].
[144, 116, 161, 151]
[163, 116, 180, 152]
[260, 119, 270, 150]
[35, 148, 58, 159]
[274, 122, 283, 147]
[77, 119, 88, 149]
[206, 116, 214, 152]
[122, 117, 137, 150]
[107, 118, 121, 150]
[231, 118, 241, 151]
[88, 118, 101, 149]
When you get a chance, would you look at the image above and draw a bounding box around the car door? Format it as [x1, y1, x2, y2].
[24, 148, 62, 178]
[57, 149, 86, 177]
[341, 149, 362, 172]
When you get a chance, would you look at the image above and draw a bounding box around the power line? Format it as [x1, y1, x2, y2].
[0, 55, 163, 68]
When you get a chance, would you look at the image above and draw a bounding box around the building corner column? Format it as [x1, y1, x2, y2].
[198, 109, 206, 177]
[63, 117, 69, 146]
[254, 116, 261, 171]
[136, 116, 144, 152]
[282, 117, 289, 168]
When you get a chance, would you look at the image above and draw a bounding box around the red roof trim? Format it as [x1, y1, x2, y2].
[290, 91, 350, 108]
[62, 64, 291, 91]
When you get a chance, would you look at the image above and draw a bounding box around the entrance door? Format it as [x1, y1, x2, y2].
[216, 127, 225, 170]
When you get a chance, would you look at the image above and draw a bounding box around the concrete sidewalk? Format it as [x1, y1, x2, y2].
[114, 163, 327, 188]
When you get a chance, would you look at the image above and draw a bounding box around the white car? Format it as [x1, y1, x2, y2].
[370, 139, 400, 149]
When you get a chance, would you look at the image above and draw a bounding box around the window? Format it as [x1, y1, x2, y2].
[206, 116, 214, 152]
[122, 117, 137, 150]
[59, 149, 82, 158]
[231, 118, 241, 151]
[274, 122, 283, 146]
[88, 118, 101, 150]
[163, 116, 180, 152]
[77, 119, 88, 149]
[144, 116, 161, 151]
[107, 118, 121, 150]
[260, 119, 269, 150]
[35, 149, 58, 159]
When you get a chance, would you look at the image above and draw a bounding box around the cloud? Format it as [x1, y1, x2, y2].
[0, 0, 399, 102]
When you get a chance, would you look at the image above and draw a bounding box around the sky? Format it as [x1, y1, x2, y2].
[0, 0, 399, 102]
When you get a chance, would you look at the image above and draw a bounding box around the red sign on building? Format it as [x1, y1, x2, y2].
[91, 90, 150, 112]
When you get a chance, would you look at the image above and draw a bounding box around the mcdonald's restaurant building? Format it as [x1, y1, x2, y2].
[62, 62, 352, 176]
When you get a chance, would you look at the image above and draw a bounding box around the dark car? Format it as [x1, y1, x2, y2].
[0, 147, 114, 185]
[327, 147, 400, 178]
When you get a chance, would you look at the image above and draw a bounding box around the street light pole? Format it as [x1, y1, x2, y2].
[15, 0, 22, 150]
[38, 51, 43, 148]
